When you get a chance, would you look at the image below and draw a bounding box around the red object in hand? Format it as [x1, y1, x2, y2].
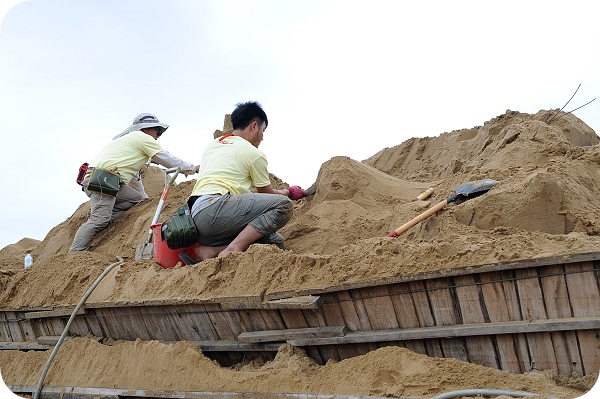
[288, 185, 306, 200]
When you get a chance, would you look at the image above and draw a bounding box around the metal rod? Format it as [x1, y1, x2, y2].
[546, 84, 580, 124]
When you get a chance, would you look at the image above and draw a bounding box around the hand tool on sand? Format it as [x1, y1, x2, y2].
[304, 184, 316, 197]
[387, 179, 499, 237]
[135, 167, 181, 260]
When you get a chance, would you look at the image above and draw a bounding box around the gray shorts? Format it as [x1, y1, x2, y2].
[192, 192, 293, 247]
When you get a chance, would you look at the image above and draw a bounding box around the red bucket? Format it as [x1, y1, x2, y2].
[151, 223, 199, 268]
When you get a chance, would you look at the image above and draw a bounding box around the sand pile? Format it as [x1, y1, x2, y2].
[2, 337, 595, 398]
[1, 109, 599, 397]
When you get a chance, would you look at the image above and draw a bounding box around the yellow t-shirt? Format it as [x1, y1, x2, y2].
[190, 135, 271, 196]
[92, 131, 163, 184]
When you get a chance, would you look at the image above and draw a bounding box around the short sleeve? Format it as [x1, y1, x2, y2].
[248, 154, 271, 188]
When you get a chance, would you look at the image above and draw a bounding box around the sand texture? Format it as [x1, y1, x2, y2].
[1, 109, 599, 398]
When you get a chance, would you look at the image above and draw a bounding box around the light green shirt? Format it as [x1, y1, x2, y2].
[92, 130, 163, 184]
[190, 135, 271, 196]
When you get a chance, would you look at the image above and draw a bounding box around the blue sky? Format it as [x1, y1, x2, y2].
[1, 0, 599, 250]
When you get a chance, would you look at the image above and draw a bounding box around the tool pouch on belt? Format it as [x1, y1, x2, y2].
[162, 204, 198, 250]
[87, 168, 123, 197]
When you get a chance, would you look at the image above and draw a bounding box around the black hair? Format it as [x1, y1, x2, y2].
[231, 101, 268, 130]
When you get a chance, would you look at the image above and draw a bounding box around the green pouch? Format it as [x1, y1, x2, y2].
[162, 204, 198, 250]
[87, 168, 123, 197]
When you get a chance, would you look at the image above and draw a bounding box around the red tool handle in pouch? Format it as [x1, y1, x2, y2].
[76, 162, 89, 185]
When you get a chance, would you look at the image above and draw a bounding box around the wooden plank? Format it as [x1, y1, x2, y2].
[0, 313, 13, 342]
[220, 308, 247, 338]
[17, 314, 36, 342]
[480, 270, 527, 373]
[427, 277, 468, 362]
[565, 261, 600, 376]
[24, 308, 86, 319]
[230, 310, 285, 364]
[36, 335, 65, 345]
[277, 308, 323, 362]
[206, 306, 242, 361]
[162, 304, 200, 341]
[0, 342, 51, 350]
[148, 305, 187, 341]
[12, 384, 380, 399]
[342, 289, 379, 357]
[262, 296, 322, 309]
[94, 308, 135, 340]
[238, 326, 347, 343]
[34, 335, 102, 346]
[5, 312, 25, 342]
[38, 318, 57, 339]
[276, 309, 307, 330]
[408, 280, 443, 358]
[454, 274, 499, 369]
[334, 291, 365, 331]
[86, 295, 324, 311]
[189, 340, 283, 352]
[243, 308, 274, 333]
[564, 261, 600, 317]
[286, 317, 600, 346]
[347, 289, 374, 330]
[347, 285, 405, 368]
[126, 306, 153, 340]
[516, 267, 558, 372]
[27, 318, 48, 340]
[66, 315, 93, 338]
[258, 309, 286, 331]
[172, 304, 220, 341]
[301, 302, 341, 363]
[389, 281, 428, 355]
[359, 285, 399, 330]
[315, 298, 346, 330]
[318, 293, 360, 360]
[104, 307, 144, 341]
[201, 303, 239, 366]
[47, 316, 68, 337]
[539, 264, 583, 376]
[85, 295, 264, 310]
[184, 303, 241, 366]
[79, 308, 104, 338]
[81, 312, 107, 338]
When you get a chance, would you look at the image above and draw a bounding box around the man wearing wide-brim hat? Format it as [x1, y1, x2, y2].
[69, 113, 199, 252]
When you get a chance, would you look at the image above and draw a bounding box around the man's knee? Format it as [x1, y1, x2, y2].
[87, 211, 112, 231]
[277, 196, 294, 223]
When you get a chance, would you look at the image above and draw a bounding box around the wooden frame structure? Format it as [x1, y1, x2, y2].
[1, 252, 599, 377]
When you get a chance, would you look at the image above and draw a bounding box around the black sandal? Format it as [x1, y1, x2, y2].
[179, 252, 198, 265]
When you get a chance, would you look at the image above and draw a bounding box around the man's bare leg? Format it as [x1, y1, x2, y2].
[195, 244, 226, 261]
[218, 225, 264, 258]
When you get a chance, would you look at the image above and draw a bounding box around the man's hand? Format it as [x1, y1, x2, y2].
[287, 185, 306, 200]
[183, 165, 200, 177]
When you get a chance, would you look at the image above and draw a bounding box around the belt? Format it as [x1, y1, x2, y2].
[188, 193, 221, 206]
